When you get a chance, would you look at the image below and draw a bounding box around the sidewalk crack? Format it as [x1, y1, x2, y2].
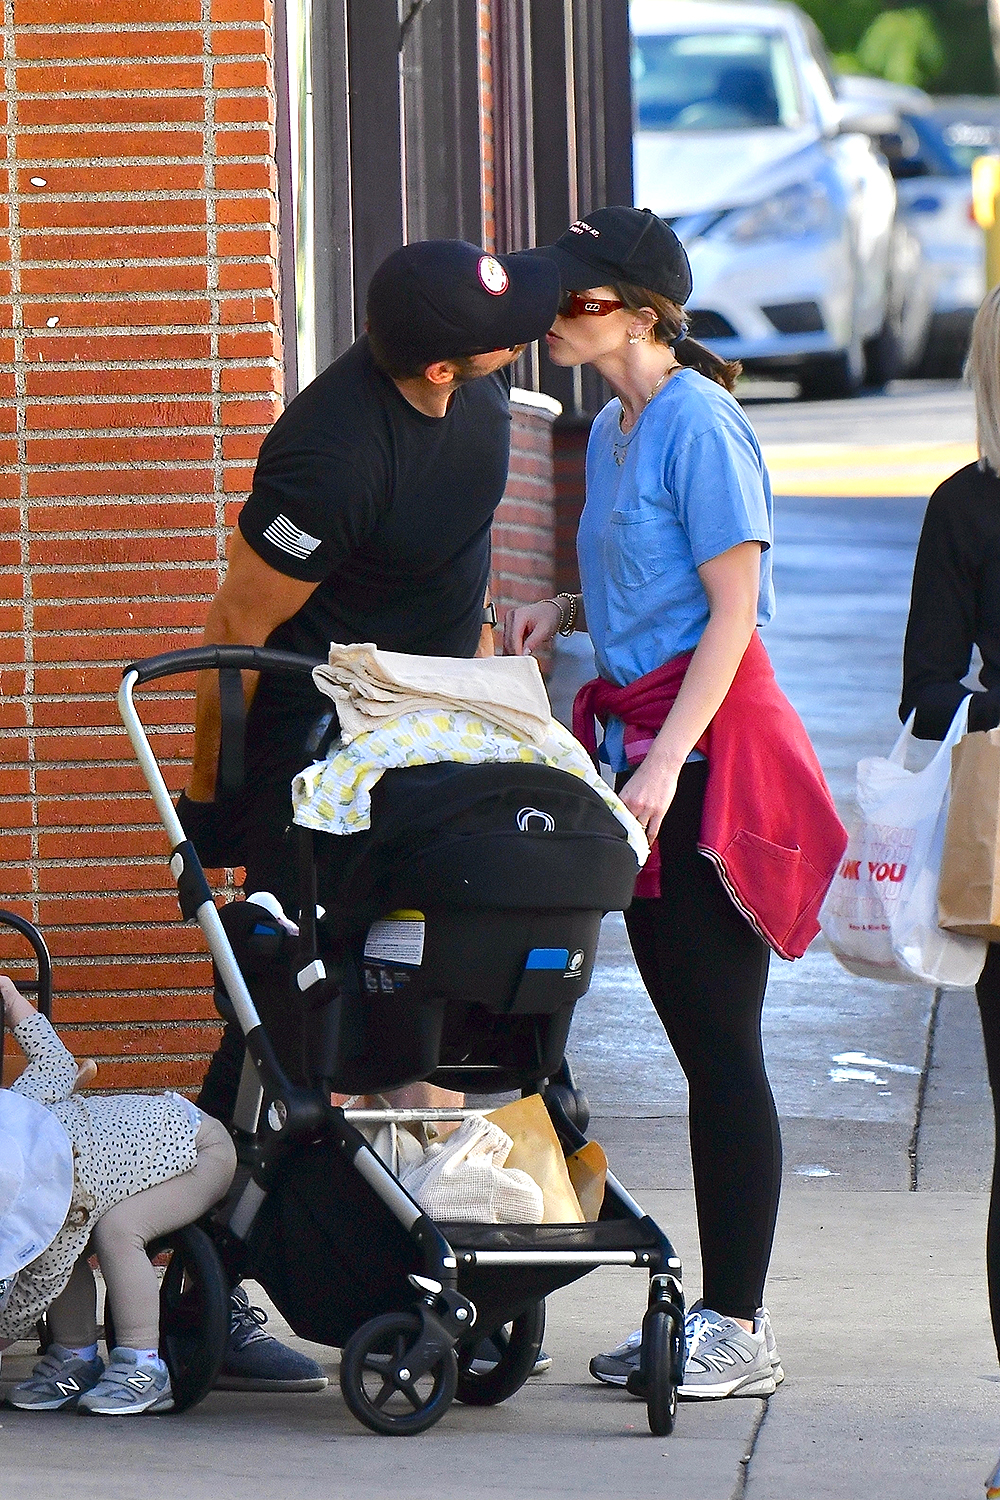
[728, 1396, 771, 1500]
[908, 985, 942, 1191]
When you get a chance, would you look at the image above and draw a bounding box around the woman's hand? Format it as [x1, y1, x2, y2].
[501, 600, 562, 657]
[617, 753, 683, 845]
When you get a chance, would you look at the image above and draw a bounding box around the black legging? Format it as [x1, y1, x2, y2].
[622, 759, 782, 1322]
[976, 943, 1000, 1359]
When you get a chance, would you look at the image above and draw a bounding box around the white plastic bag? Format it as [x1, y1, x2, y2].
[399, 1116, 544, 1224]
[820, 697, 987, 988]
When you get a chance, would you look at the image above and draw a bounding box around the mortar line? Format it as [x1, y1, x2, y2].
[908, 984, 942, 1191]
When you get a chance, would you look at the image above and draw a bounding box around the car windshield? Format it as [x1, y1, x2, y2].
[632, 29, 803, 132]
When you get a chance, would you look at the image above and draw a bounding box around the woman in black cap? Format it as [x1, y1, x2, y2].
[505, 206, 822, 1401]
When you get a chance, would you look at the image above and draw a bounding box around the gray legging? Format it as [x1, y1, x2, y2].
[47, 1113, 236, 1352]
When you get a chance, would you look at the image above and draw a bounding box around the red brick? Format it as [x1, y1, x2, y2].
[221, 395, 279, 426]
[215, 128, 273, 159]
[15, 0, 201, 23]
[223, 469, 255, 495]
[24, 231, 208, 263]
[215, 161, 276, 192]
[17, 32, 204, 61]
[0, 833, 31, 859]
[210, 23, 269, 53]
[218, 293, 278, 325]
[218, 327, 280, 359]
[212, 58, 272, 90]
[22, 299, 212, 330]
[25, 398, 214, 432]
[215, 196, 277, 226]
[21, 199, 207, 232]
[31, 535, 215, 568]
[17, 63, 204, 93]
[19, 97, 206, 129]
[27, 431, 213, 463]
[18, 164, 206, 197]
[211, 0, 273, 23]
[31, 567, 218, 601]
[219, 363, 279, 393]
[31, 501, 214, 531]
[25, 333, 211, 364]
[22, 265, 208, 297]
[217, 260, 274, 292]
[34, 730, 192, 762]
[18, 131, 204, 162]
[215, 95, 275, 124]
[26, 368, 212, 399]
[0, 867, 34, 894]
[35, 601, 206, 632]
[38, 894, 182, 925]
[28, 469, 214, 499]
[221, 432, 266, 461]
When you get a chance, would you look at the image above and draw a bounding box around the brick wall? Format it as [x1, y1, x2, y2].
[491, 391, 561, 618]
[0, 0, 281, 1089]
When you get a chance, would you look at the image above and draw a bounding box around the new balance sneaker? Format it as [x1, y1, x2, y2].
[7, 1344, 105, 1411]
[679, 1307, 776, 1399]
[469, 1334, 552, 1377]
[589, 1327, 642, 1388]
[214, 1286, 328, 1392]
[754, 1305, 784, 1386]
[77, 1349, 173, 1415]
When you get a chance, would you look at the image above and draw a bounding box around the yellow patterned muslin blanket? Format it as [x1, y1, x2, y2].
[291, 710, 649, 867]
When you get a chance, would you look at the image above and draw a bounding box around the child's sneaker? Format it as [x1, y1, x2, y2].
[8, 1344, 105, 1410]
[77, 1348, 173, 1415]
[589, 1327, 642, 1387]
[754, 1305, 784, 1385]
[679, 1307, 776, 1399]
[986, 1452, 1000, 1498]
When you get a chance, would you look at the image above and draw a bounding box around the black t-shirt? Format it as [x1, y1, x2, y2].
[901, 462, 1000, 739]
[238, 336, 512, 771]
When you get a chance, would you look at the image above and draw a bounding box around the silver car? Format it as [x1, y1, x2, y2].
[631, 0, 899, 398]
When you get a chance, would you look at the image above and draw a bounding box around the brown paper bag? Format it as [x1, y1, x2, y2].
[939, 727, 1000, 940]
[486, 1094, 585, 1223]
[565, 1140, 608, 1222]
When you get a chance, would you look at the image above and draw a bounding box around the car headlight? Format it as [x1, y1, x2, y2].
[718, 179, 834, 244]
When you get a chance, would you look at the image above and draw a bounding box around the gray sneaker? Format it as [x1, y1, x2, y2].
[588, 1327, 642, 1387]
[77, 1349, 173, 1415]
[679, 1308, 776, 1399]
[8, 1344, 105, 1410]
[754, 1305, 784, 1385]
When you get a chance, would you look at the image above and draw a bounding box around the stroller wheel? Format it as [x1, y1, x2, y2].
[641, 1305, 681, 1437]
[455, 1300, 546, 1406]
[104, 1224, 230, 1415]
[340, 1311, 457, 1436]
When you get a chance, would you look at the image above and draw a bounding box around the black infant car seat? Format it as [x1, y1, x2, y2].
[216, 760, 639, 1098]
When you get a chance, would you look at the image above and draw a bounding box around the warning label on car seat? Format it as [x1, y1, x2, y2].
[363, 911, 425, 967]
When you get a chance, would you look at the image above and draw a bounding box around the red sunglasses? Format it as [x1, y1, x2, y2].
[557, 291, 625, 318]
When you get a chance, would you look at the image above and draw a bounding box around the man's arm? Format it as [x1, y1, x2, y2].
[187, 529, 319, 801]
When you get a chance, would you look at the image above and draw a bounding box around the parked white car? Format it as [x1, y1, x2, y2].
[631, 0, 901, 397]
[838, 74, 985, 377]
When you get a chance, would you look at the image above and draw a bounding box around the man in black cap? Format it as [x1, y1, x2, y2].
[176, 240, 559, 1393]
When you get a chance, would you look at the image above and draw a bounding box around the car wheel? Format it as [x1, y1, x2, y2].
[798, 349, 863, 400]
[862, 320, 901, 390]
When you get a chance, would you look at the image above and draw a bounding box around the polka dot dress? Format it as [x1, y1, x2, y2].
[0, 1010, 200, 1342]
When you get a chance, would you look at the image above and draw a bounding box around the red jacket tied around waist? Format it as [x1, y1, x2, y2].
[572, 633, 847, 961]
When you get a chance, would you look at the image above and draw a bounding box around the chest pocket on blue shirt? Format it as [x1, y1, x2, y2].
[607, 510, 673, 590]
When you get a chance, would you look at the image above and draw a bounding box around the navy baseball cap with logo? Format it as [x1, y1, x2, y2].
[366, 239, 561, 365]
[532, 206, 693, 305]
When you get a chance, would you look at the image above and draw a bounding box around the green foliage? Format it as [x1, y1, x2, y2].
[799, 0, 997, 96]
[856, 8, 945, 86]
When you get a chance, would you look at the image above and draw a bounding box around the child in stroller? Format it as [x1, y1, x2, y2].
[115, 644, 688, 1438]
[0, 974, 236, 1414]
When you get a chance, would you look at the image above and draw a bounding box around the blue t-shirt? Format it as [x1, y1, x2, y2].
[577, 367, 774, 769]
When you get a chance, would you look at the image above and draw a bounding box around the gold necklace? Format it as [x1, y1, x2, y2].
[614, 363, 679, 464]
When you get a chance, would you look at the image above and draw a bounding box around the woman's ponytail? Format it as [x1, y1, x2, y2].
[613, 282, 742, 393]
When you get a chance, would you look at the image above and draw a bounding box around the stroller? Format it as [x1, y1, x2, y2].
[113, 644, 685, 1435]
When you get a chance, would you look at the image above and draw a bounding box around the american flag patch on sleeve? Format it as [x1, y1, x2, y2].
[261, 513, 323, 561]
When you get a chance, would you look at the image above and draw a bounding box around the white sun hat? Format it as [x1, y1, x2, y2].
[0, 1090, 74, 1281]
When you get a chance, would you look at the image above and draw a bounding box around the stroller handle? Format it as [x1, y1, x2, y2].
[122, 644, 322, 686]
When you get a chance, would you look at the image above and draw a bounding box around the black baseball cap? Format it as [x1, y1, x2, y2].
[532, 207, 693, 305]
[366, 240, 561, 366]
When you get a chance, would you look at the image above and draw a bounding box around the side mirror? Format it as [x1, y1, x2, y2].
[835, 104, 898, 138]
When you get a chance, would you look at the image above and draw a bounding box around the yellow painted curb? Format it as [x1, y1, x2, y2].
[761, 441, 978, 497]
